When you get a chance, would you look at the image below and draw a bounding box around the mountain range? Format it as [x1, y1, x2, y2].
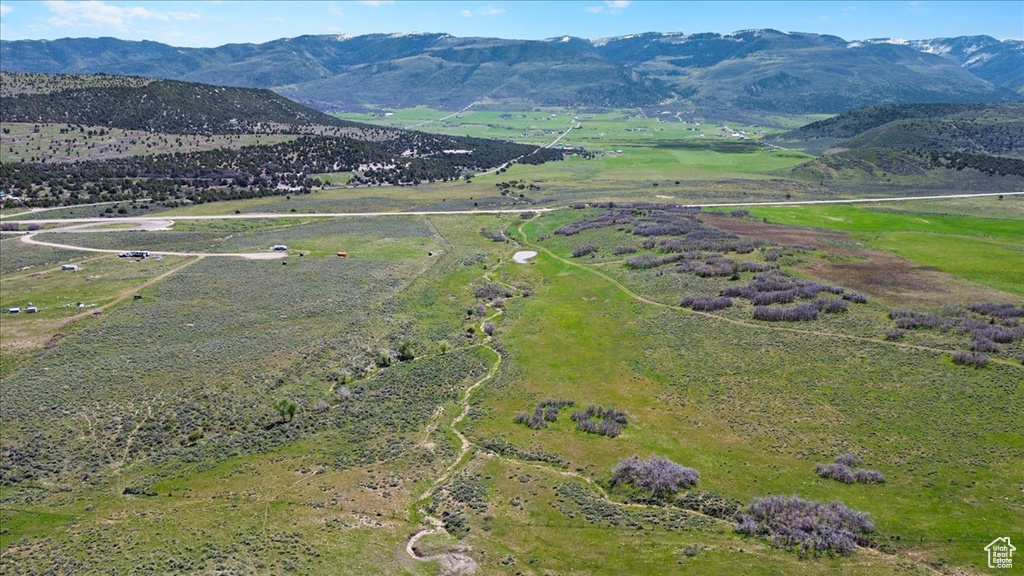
[1, 30, 1021, 114]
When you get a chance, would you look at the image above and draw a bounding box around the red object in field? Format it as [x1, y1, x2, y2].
[337, 252, 348, 258]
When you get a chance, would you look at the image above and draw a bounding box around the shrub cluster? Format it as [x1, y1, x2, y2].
[889, 309, 951, 331]
[572, 244, 599, 258]
[610, 455, 699, 500]
[680, 295, 733, 312]
[952, 351, 989, 367]
[475, 283, 514, 300]
[570, 405, 628, 437]
[814, 454, 885, 484]
[675, 491, 743, 520]
[735, 495, 875, 555]
[753, 304, 819, 322]
[513, 398, 575, 429]
[479, 227, 505, 242]
[814, 298, 848, 314]
[968, 302, 1024, 318]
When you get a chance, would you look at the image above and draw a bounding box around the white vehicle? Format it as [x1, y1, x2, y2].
[26, 306, 38, 313]
[271, 245, 288, 251]
[61, 264, 79, 271]
[8, 307, 20, 314]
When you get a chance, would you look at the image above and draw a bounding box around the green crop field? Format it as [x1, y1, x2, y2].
[2, 105, 1022, 575]
[715, 200, 1024, 296]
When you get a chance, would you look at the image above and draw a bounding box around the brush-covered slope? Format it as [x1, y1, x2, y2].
[0, 71, 354, 134]
[774, 102, 1024, 157]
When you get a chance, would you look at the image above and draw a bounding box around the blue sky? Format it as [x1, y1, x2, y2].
[0, 1, 1021, 46]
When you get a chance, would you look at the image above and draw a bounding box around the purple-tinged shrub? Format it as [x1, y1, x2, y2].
[842, 292, 868, 304]
[633, 222, 691, 237]
[764, 249, 782, 262]
[971, 338, 1000, 353]
[537, 398, 575, 410]
[625, 255, 658, 269]
[735, 495, 875, 555]
[475, 283, 513, 299]
[890, 310, 949, 331]
[598, 421, 623, 437]
[513, 410, 546, 430]
[641, 238, 656, 250]
[753, 304, 819, 322]
[815, 463, 855, 484]
[482, 322, 495, 336]
[834, 453, 860, 467]
[681, 296, 733, 312]
[814, 298, 848, 314]
[853, 469, 885, 484]
[968, 302, 1024, 318]
[572, 244, 599, 258]
[613, 245, 638, 255]
[625, 253, 687, 270]
[952, 351, 988, 367]
[817, 454, 885, 484]
[751, 289, 798, 306]
[480, 227, 506, 242]
[610, 455, 700, 500]
[739, 262, 777, 273]
[883, 329, 905, 341]
[571, 405, 628, 437]
[974, 325, 1023, 344]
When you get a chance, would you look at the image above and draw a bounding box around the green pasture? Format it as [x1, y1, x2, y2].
[721, 201, 1024, 296]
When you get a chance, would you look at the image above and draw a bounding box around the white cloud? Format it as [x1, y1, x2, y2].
[0, 5, 12, 18]
[328, 3, 345, 17]
[360, 1, 395, 6]
[44, 1, 200, 29]
[461, 6, 505, 18]
[587, 1, 630, 15]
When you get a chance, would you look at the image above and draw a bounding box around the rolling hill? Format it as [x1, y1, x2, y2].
[0, 73, 565, 207]
[2, 31, 1020, 114]
[772, 102, 1024, 191]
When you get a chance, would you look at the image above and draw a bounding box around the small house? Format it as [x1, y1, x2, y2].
[61, 264, 79, 271]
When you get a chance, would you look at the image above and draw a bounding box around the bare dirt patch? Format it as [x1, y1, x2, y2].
[703, 214, 1017, 308]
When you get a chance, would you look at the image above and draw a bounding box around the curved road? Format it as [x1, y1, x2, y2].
[3, 191, 1020, 260]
